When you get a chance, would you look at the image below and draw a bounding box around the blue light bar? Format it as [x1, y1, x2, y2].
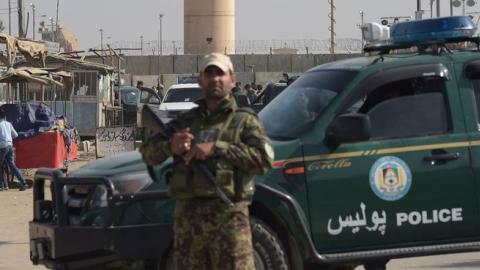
[390, 16, 477, 45]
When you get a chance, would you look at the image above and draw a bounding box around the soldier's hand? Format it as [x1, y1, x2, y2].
[170, 128, 194, 155]
[184, 143, 215, 165]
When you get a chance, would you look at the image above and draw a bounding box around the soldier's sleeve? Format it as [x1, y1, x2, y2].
[215, 114, 273, 174]
[139, 118, 179, 166]
[139, 134, 172, 166]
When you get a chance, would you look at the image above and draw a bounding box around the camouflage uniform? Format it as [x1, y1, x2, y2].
[140, 97, 273, 270]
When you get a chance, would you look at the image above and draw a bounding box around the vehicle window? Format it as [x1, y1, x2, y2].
[164, 88, 204, 103]
[140, 90, 151, 103]
[347, 77, 450, 139]
[263, 84, 287, 105]
[120, 89, 139, 106]
[259, 70, 358, 140]
[469, 79, 480, 128]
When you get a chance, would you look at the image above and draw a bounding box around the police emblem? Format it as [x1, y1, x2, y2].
[369, 156, 412, 201]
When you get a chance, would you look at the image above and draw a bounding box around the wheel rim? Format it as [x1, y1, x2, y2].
[254, 249, 266, 270]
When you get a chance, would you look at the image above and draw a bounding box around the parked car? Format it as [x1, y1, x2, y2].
[136, 86, 162, 127]
[29, 16, 480, 270]
[118, 86, 161, 126]
[158, 83, 203, 119]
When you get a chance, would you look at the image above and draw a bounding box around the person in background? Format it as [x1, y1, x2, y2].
[0, 108, 26, 191]
[245, 84, 257, 104]
[250, 82, 258, 91]
[257, 84, 263, 94]
[231, 81, 242, 94]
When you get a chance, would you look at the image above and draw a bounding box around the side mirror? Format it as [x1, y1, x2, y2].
[325, 113, 371, 146]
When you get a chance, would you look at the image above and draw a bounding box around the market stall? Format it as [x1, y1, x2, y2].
[2, 102, 79, 169]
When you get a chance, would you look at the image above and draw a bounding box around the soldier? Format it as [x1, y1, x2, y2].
[140, 52, 273, 270]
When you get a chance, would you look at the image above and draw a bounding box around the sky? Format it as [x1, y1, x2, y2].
[0, 0, 477, 51]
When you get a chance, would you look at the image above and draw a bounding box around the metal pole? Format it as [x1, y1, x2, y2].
[329, 0, 336, 54]
[99, 28, 104, 63]
[159, 14, 164, 55]
[18, 0, 25, 37]
[30, 3, 35, 40]
[451, 0, 453, 16]
[360, 11, 364, 47]
[431, 0, 434, 17]
[416, 0, 423, 19]
[8, 0, 11, 35]
[140, 35, 144, 56]
[56, 0, 59, 32]
[437, 0, 441, 17]
[49, 17, 55, 41]
[100, 29, 104, 51]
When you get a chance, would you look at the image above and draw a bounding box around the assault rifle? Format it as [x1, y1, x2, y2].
[141, 105, 235, 208]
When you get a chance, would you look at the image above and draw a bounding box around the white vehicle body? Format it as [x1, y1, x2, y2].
[159, 83, 203, 118]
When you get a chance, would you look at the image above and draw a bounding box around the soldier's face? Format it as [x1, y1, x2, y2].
[199, 66, 236, 100]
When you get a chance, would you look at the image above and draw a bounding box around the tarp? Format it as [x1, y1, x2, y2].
[0, 67, 70, 87]
[0, 33, 47, 66]
[1, 103, 56, 139]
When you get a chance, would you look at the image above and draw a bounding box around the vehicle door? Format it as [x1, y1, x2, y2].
[458, 59, 480, 218]
[137, 88, 161, 127]
[304, 63, 477, 252]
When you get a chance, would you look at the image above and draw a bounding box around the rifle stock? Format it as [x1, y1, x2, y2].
[141, 104, 171, 139]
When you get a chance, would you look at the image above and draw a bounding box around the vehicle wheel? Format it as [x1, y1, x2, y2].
[153, 218, 290, 270]
[331, 265, 356, 270]
[158, 249, 174, 270]
[364, 260, 388, 270]
[251, 217, 290, 270]
[147, 248, 173, 270]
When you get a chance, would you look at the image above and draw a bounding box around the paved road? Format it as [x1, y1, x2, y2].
[1, 151, 479, 270]
[0, 151, 94, 270]
[355, 252, 480, 269]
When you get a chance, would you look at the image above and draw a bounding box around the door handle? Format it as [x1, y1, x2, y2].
[423, 152, 460, 163]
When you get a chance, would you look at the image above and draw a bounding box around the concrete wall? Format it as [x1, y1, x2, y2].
[132, 75, 160, 88]
[92, 53, 361, 89]
[120, 53, 360, 76]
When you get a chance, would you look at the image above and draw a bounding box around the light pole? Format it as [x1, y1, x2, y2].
[99, 28, 104, 53]
[159, 14, 164, 55]
[416, 0, 424, 19]
[359, 11, 364, 47]
[49, 17, 55, 41]
[29, 3, 35, 40]
[140, 35, 144, 56]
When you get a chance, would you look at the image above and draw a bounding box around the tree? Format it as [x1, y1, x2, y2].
[0, 20, 5, 33]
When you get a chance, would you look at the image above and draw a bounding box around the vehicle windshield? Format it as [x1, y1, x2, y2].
[164, 88, 204, 103]
[259, 70, 358, 140]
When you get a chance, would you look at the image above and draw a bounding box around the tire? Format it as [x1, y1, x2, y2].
[157, 248, 174, 270]
[251, 217, 290, 270]
[155, 217, 290, 270]
[364, 260, 388, 270]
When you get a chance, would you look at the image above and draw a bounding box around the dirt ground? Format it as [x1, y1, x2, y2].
[0, 151, 96, 270]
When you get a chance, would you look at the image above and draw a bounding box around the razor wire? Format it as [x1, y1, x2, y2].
[98, 38, 363, 56]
